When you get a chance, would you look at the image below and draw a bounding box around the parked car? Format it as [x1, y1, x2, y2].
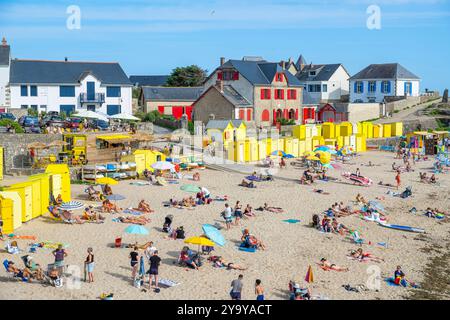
[90, 119, 110, 131]
[47, 111, 59, 117]
[18, 116, 41, 133]
[0, 112, 17, 121]
[66, 117, 83, 130]
[40, 115, 68, 128]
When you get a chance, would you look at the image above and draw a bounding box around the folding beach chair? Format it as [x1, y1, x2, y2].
[2, 259, 28, 282]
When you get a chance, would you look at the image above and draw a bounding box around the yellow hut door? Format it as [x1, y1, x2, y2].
[24, 186, 33, 222]
[51, 174, 63, 199]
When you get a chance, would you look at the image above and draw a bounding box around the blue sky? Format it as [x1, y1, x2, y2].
[1, 0, 449, 91]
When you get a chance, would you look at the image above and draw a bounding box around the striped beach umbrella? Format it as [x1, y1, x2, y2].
[59, 201, 84, 211]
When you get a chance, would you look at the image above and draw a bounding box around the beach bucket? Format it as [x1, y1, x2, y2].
[115, 237, 122, 248]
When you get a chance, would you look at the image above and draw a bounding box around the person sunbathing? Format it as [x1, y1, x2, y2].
[59, 210, 85, 224]
[103, 184, 113, 196]
[429, 174, 437, 184]
[331, 218, 348, 234]
[349, 248, 384, 263]
[86, 185, 102, 201]
[7, 261, 34, 281]
[135, 200, 154, 213]
[263, 203, 284, 213]
[239, 179, 256, 188]
[355, 193, 368, 205]
[82, 207, 105, 223]
[378, 181, 394, 187]
[319, 258, 348, 271]
[23, 256, 45, 280]
[117, 216, 150, 225]
[102, 199, 121, 213]
[214, 257, 247, 271]
[241, 229, 266, 250]
[243, 204, 256, 217]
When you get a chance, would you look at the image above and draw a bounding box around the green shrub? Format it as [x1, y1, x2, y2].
[27, 108, 39, 117]
[0, 119, 25, 133]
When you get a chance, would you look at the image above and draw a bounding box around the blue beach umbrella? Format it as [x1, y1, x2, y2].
[202, 224, 226, 247]
[60, 201, 84, 211]
[124, 224, 149, 235]
[139, 256, 145, 277]
[284, 154, 295, 159]
[271, 150, 287, 157]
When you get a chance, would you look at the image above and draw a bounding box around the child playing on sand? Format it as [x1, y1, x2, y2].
[255, 279, 265, 300]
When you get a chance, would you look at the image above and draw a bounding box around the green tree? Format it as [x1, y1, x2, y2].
[27, 108, 38, 117]
[166, 65, 207, 87]
[0, 119, 25, 133]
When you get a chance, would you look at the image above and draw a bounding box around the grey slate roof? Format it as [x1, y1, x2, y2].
[9, 59, 132, 85]
[295, 55, 307, 69]
[219, 59, 303, 87]
[0, 45, 10, 66]
[221, 85, 252, 107]
[206, 119, 244, 130]
[129, 75, 169, 86]
[349, 63, 420, 80]
[142, 86, 203, 101]
[296, 64, 344, 82]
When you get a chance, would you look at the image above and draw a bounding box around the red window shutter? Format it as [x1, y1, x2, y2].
[247, 109, 252, 121]
[262, 109, 270, 121]
[292, 90, 297, 100]
[239, 109, 245, 120]
[281, 89, 284, 100]
[274, 90, 278, 100]
[283, 109, 288, 119]
[267, 89, 271, 99]
[261, 89, 266, 100]
[217, 72, 223, 80]
[287, 90, 291, 100]
[273, 110, 277, 124]
[186, 106, 193, 121]
[233, 71, 239, 80]
[158, 106, 164, 114]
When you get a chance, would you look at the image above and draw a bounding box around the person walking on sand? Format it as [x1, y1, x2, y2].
[85, 247, 95, 283]
[148, 250, 161, 292]
[129, 246, 139, 280]
[52, 244, 67, 272]
[395, 170, 401, 190]
[255, 279, 265, 300]
[221, 203, 233, 230]
[230, 274, 244, 300]
[234, 201, 243, 226]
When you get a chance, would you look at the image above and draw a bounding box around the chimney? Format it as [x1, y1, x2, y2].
[281, 60, 286, 70]
[1, 37, 7, 46]
[220, 57, 225, 66]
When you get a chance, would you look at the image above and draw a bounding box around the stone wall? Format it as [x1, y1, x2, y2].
[346, 103, 381, 122]
[0, 133, 62, 173]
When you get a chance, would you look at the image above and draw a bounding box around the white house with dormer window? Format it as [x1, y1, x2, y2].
[8, 58, 132, 115]
[349, 63, 420, 103]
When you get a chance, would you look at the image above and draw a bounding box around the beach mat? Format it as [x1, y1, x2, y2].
[238, 244, 256, 253]
[283, 219, 301, 224]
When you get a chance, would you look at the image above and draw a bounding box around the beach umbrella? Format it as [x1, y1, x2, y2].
[95, 177, 119, 185]
[124, 224, 149, 236]
[60, 201, 84, 211]
[151, 161, 175, 171]
[109, 113, 140, 121]
[180, 184, 201, 193]
[27, 142, 47, 149]
[271, 150, 287, 157]
[305, 265, 314, 283]
[75, 110, 109, 122]
[107, 194, 126, 201]
[314, 147, 331, 152]
[185, 236, 215, 254]
[139, 256, 145, 277]
[47, 140, 69, 148]
[284, 154, 295, 159]
[306, 156, 320, 161]
[202, 224, 226, 247]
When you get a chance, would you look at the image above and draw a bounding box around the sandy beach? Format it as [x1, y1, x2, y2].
[1, 151, 449, 300]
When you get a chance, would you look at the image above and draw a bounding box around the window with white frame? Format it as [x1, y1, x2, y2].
[368, 81, 376, 93]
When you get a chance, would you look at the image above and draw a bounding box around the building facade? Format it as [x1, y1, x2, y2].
[349, 63, 420, 103]
[8, 59, 132, 115]
[0, 38, 10, 109]
[139, 86, 203, 121]
[196, 57, 303, 126]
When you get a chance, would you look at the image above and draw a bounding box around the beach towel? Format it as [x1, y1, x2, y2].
[153, 278, 180, 288]
[129, 182, 151, 186]
[283, 219, 301, 224]
[123, 209, 145, 216]
[246, 176, 262, 182]
[238, 244, 257, 253]
[41, 242, 69, 249]
[8, 235, 37, 241]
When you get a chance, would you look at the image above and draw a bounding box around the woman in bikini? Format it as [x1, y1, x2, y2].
[350, 248, 384, 263]
[214, 257, 247, 271]
[263, 203, 284, 213]
[243, 204, 256, 218]
[118, 216, 150, 225]
[135, 200, 154, 213]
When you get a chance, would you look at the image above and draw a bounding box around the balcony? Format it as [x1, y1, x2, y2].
[80, 93, 105, 104]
